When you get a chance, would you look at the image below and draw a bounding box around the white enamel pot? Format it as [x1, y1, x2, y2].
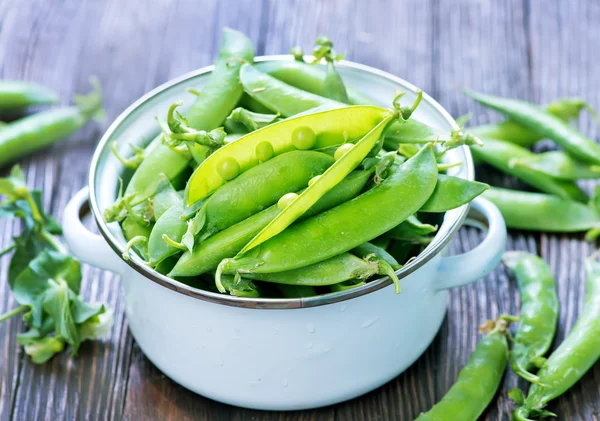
[62, 56, 506, 411]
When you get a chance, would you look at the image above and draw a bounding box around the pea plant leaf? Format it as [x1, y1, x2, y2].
[0, 165, 113, 364]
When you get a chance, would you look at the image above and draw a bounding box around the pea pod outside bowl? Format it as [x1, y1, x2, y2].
[61, 56, 506, 411]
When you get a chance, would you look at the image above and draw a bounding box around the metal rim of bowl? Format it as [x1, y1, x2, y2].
[89, 55, 473, 310]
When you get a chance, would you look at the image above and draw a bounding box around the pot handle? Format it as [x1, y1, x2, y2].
[433, 196, 506, 291]
[62, 187, 125, 274]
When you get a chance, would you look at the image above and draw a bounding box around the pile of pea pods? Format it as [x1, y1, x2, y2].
[104, 29, 487, 298]
[104, 29, 600, 420]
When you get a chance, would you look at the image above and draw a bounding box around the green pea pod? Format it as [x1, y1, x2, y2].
[513, 256, 600, 421]
[0, 79, 103, 168]
[122, 217, 152, 261]
[217, 144, 437, 279]
[123, 28, 254, 204]
[226, 107, 280, 132]
[218, 275, 260, 298]
[241, 63, 339, 116]
[243, 253, 379, 286]
[415, 319, 510, 421]
[468, 98, 593, 147]
[276, 285, 316, 298]
[467, 90, 600, 165]
[147, 203, 186, 265]
[196, 150, 334, 241]
[255, 60, 476, 149]
[385, 215, 437, 243]
[509, 151, 600, 180]
[169, 170, 373, 277]
[330, 279, 366, 292]
[483, 187, 600, 232]
[0, 81, 58, 110]
[352, 242, 401, 270]
[324, 61, 349, 103]
[185, 105, 388, 204]
[258, 59, 372, 105]
[151, 174, 181, 219]
[240, 112, 397, 254]
[503, 252, 559, 384]
[471, 136, 587, 202]
[420, 175, 489, 213]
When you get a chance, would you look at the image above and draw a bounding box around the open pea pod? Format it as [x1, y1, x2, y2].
[185, 105, 389, 205]
[217, 144, 438, 284]
[239, 111, 397, 254]
[509, 151, 600, 180]
[420, 175, 489, 213]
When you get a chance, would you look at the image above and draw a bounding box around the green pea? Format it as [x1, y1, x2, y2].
[217, 157, 240, 181]
[255, 141, 274, 161]
[308, 175, 321, 186]
[334, 143, 353, 160]
[291, 126, 316, 150]
[278, 192, 298, 210]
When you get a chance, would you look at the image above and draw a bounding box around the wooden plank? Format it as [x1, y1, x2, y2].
[426, 1, 533, 420]
[529, 1, 600, 419]
[119, 1, 264, 419]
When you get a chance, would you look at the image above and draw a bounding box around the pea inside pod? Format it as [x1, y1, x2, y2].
[239, 110, 399, 254]
[185, 104, 389, 205]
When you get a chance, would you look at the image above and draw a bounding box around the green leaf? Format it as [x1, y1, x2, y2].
[78, 308, 114, 341]
[12, 251, 82, 328]
[71, 292, 104, 324]
[42, 279, 79, 352]
[23, 336, 65, 364]
[0, 166, 27, 201]
[182, 207, 206, 252]
[508, 388, 525, 405]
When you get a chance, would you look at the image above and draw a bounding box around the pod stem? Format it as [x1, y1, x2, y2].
[74, 76, 105, 122]
[511, 361, 541, 384]
[122, 236, 147, 261]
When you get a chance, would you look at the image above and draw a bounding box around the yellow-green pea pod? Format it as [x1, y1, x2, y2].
[242, 253, 379, 287]
[254, 60, 473, 149]
[185, 105, 389, 205]
[239, 111, 397, 254]
[124, 28, 254, 204]
[147, 203, 186, 265]
[509, 151, 600, 180]
[169, 169, 373, 277]
[195, 150, 334, 242]
[218, 144, 437, 279]
[471, 136, 587, 202]
[420, 175, 489, 213]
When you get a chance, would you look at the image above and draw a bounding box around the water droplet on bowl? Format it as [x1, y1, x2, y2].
[307, 342, 313, 349]
[306, 323, 315, 333]
[282, 378, 289, 388]
[339, 304, 347, 312]
[361, 317, 379, 328]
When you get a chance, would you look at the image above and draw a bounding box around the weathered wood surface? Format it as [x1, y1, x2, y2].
[1, 0, 599, 419]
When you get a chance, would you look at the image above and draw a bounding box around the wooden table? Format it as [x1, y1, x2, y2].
[1, 0, 598, 419]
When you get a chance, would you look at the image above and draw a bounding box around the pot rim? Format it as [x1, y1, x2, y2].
[89, 55, 473, 309]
